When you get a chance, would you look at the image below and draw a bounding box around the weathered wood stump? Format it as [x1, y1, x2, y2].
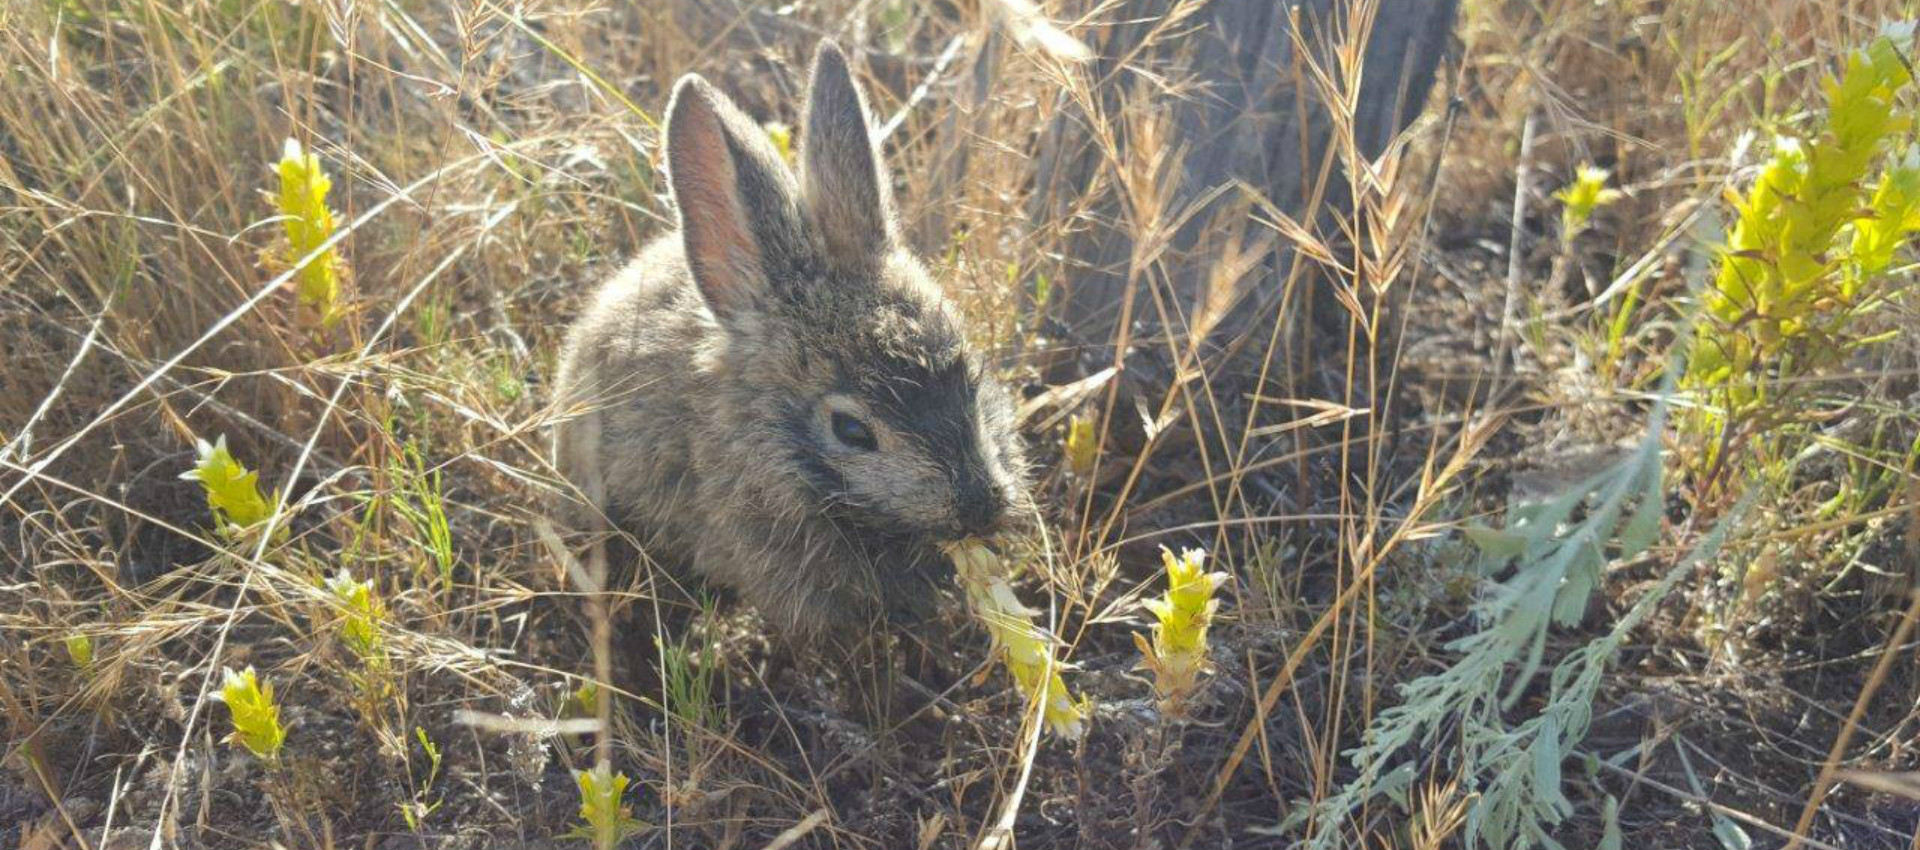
[1030, 0, 1458, 384]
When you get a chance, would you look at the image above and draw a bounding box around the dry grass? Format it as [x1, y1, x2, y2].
[2, 0, 1917, 848]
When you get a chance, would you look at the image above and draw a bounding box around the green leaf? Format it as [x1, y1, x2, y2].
[1618, 491, 1664, 560]
[1463, 524, 1528, 567]
[1530, 715, 1569, 814]
[1711, 815, 1753, 850]
[1597, 795, 1624, 850]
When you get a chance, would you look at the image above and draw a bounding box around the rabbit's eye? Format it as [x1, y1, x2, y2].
[831, 411, 878, 451]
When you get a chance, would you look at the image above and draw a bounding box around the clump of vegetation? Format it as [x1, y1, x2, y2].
[6, 0, 1918, 847]
[324, 568, 391, 709]
[400, 727, 446, 832]
[1300, 398, 1685, 849]
[653, 597, 724, 730]
[1132, 546, 1225, 714]
[275, 138, 346, 328]
[393, 442, 456, 591]
[217, 665, 287, 766]
[947, 541, 1089, 740]
[1686, 35, 1918, 437]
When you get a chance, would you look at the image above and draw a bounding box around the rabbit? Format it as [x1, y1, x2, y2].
[551, 42, 1030, 638]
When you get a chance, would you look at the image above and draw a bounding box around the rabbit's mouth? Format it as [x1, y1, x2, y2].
[878, 547, 957, 626]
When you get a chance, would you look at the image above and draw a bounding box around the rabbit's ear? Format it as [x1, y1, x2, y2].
[665, 74, 802, 319]
[800, 41, 897, 270]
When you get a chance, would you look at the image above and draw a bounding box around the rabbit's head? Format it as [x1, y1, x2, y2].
[664, 43, 1029, 545]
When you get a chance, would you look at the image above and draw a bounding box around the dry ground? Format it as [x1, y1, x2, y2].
[3, 0, 1918, 848]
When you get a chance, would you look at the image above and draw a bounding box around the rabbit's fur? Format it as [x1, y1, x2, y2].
[552, 43, 1029, 637]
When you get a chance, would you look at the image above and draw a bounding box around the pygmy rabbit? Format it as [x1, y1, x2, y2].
[552, 42, 1030, 637]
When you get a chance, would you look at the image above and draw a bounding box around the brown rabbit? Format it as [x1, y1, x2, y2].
[552, 42, 1029, 637]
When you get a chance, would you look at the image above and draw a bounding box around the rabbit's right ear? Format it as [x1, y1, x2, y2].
[665, 75, 802, 319]
[800, 42, 896, 272]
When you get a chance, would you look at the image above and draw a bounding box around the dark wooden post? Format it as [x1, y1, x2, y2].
[1030, 0, 1458, 382]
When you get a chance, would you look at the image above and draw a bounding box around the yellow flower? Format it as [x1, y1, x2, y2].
[65, 633, 94, 669]
[570, 764, 645, 849]
[324, 569, 384, 663]
[179, 435, 275, 533]
[276, 138, 343, 327]
[215, 665, 286, 763]
[1554, 164, 1623, 237]
[1135, 546, 1228, 712]
[1064, 415, 1098, 476]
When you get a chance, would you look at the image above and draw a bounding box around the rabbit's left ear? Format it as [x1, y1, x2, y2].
[800, 41, 897, 270]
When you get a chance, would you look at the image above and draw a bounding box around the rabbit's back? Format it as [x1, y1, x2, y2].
[552, 238, 714, 554]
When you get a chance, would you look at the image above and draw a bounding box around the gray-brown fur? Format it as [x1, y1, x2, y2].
[552, 42, 1029, 637]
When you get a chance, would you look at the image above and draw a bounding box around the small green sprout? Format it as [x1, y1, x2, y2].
[276, 137, 344, 327]
[400, 726, 444, 831]
[1554, 164, 1623, 238]
[1064, 414, 1099, 477]
[567, 680, 601, 719]
[415, 726, 442, 777]
[1134, 546, 1228, 714]
[654, 631, 722, 730]
[215, 665, 287, 764]
[65, 633, 94, 669]
[946, 542, 1090, 740]
[179, 436, 276, 535]
[394, 442, 455, 590]
[324, 569, 385, 664]
[569, 763, 645, 849]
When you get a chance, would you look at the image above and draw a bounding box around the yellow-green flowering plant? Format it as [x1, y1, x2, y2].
[1686, 35, 1920, 432]
[325, 569, 385, 667]
[65, 633, 94, 670]
[276, 138, 344, 328]
[179, 435, 277, 537]
[946, 541, 1089, 740]
[216, 665, 286, 765]
[1134, 546, 1227, 713]
[1064, 414, 1099, 477]
[1554, 164, 1622, 240]
[569, 763, 645, 849]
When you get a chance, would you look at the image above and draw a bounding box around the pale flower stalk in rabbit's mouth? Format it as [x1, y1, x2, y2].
[944, 540, 1089, 740]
